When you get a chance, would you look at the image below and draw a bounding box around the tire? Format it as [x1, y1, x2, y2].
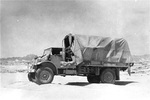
[87, 75, 100, 83]
[35, 67, 54, 85]
[28, 72, 36, 82]
[100, 68, 116, 84]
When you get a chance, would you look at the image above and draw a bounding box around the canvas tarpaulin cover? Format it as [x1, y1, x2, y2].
[71, 34, 132, 65]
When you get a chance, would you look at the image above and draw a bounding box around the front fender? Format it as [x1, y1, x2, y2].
[37, 61, 57, 75]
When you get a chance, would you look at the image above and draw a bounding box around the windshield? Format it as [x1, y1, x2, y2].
[43, 48, 52, 56]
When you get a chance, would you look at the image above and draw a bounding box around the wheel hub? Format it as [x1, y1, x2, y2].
[40, 70, 51, 81]
[104, 72, 113, 82]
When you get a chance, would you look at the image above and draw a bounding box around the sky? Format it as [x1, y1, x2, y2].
[1, 0, 150, 58]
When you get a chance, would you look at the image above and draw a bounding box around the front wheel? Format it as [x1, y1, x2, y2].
[100, 68, 116, 84]
[35, 67, 54, 85]
[28, 72, 36, 82]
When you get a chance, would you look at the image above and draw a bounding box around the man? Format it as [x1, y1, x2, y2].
[61, 46, 76, 67]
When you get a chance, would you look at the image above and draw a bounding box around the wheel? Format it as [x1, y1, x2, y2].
[28, 72, 36, 82]
[35, 67, 54, 85]
[100, 68, 116, 84]
[87, 75, 100, 83]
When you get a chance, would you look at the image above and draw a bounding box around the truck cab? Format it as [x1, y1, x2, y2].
[28, 35, 76, 84]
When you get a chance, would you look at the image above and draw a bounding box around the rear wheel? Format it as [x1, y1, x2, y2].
[100, 68, 116, 84]
[35, 67, 54, 85]
[87, 75, 100, 83]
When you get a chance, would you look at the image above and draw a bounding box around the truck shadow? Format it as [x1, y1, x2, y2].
[66, 82, 91, 86]
[66, 81, 137, 86]
[114, 81, 137, 85]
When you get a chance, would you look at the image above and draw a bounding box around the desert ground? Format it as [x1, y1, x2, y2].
[0, 63, 150, 100]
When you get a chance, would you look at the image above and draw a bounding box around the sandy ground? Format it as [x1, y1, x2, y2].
[0, 64, 150, 100]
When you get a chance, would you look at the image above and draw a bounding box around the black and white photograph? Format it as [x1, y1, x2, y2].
[0, 0, 150, 100]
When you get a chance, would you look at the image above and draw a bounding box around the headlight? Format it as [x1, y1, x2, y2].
[27, 64, 35, 73]
[34, 58, 42, 65]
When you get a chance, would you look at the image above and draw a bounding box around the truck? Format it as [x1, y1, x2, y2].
[28, 34, 134, 85]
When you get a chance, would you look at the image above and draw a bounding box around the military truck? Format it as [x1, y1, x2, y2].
[28, 34, 134, 85]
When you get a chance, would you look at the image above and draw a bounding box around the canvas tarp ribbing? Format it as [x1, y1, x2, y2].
[71, 34, 132, 64]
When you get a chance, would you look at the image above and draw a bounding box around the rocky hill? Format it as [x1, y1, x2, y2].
[132, 54, 150, 64]
[0, 54, 37, 65]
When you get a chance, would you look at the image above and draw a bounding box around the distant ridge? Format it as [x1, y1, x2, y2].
[1, 54, 150, 65]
